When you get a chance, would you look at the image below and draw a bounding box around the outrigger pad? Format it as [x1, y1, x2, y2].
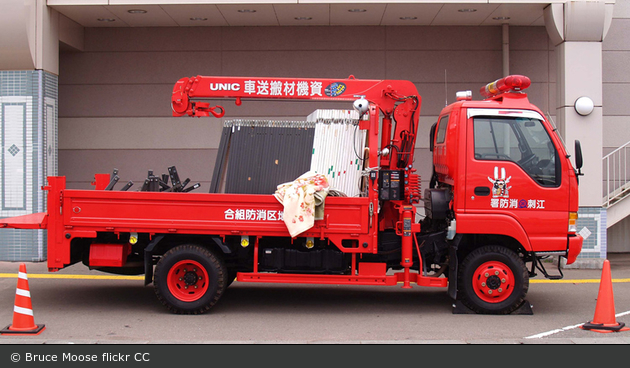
[452, 300, 533, 315]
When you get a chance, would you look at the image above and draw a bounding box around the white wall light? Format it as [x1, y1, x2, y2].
[574, 96, 594, 116]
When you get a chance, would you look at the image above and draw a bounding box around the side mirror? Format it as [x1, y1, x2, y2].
[574, 140, 584, 180]
[575, 140, 583, 170]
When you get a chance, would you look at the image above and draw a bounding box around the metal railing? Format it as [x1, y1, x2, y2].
[603, 140, 630, 207]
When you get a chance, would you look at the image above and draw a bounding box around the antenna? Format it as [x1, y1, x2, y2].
[444, 70, 448, 106]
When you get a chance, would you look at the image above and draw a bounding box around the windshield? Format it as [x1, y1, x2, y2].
[474, 117, 560, 186]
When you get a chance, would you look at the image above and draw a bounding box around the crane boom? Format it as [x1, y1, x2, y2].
[172, 75, 421, 171]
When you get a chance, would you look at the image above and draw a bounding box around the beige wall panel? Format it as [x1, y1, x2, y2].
[412, 147, 432, 188]
[384, 26, 500, 51]
[603, 116, 630, 148]
[59, 149, 217, 190]
[547, 82, 557, 118]
[603, 83, 630, 116]
[0, 0, 36, 70]
[59, 14, 84, 51]
[509, 50, 549, 82]
[221, 50, 386, 79]
[608, 218, 630, 252]
[384, 50, 503, 84]
[415, 116, 438, 149]
[548, 49, 556, 84]
[60, 51, 222, 85]
[40, 5, 60, 75]
[557, 42, 603, 107]
[84, 27, 224, 52]
[58, 117, 225, 150]
[509, 26, 551, 51]
[493, 26, 555, 121]
[417, 83, 470, 116]
[521, 83, 551, 114]
[602, 18, 630, 51]
[603, 51, 630, 83]
[59, 84, 173, 117]
[59, 116, 314, 150]
[612, 0, 630, 19]
[222, 26, 386, 51]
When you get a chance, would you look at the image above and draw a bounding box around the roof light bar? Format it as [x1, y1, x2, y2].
[480, 75, 531, 98]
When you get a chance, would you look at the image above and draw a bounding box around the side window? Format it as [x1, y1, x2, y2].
[473, 119, 521, 161]
[436, 115, 449, 144]
[474, 117, 559, 187]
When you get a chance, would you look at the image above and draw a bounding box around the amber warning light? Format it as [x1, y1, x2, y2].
[480, 75, 531, 98]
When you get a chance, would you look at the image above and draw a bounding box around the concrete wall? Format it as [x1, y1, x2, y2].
[605, 1, 630, 253]
[58, 25, 554, 195]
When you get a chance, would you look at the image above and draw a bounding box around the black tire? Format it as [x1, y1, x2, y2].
[458, 245, 529, 314]
[154, 244, 227, 314]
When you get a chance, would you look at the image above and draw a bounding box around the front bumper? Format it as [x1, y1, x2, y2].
[565, 234, 584, 265]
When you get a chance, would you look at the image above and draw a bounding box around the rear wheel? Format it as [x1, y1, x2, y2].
[458, 245, 528, 314]
[154, 244, 227, 314]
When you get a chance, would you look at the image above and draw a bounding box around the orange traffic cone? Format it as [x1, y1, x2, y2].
[581, 259, 629, 333]
[1, 263, 45, 335]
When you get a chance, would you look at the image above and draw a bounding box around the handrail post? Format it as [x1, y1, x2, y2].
[604, 157, 610, 207]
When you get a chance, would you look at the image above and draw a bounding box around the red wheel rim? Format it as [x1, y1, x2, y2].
[167, 260, 209, 302]
[472, 261, 514, 303]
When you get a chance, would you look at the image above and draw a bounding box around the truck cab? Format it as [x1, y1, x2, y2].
[429, 75, 583, 313]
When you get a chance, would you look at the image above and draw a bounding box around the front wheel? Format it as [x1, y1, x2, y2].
[154, 244, 227, 314]
[458, 245, 529, 314]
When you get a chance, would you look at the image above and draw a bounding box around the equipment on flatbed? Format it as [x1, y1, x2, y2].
[102, 166, 200, 193]
[0, 74, 584, 315]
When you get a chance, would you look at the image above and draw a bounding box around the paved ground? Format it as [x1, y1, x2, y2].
[0, 254, 629, 345]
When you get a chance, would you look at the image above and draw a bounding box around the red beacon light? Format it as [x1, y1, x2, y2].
[480, 75, 531, 98]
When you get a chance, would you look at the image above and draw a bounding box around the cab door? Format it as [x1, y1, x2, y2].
[464, 109, 568, 252]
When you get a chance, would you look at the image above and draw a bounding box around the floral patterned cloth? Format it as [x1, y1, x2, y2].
[274, 171, 330, 238]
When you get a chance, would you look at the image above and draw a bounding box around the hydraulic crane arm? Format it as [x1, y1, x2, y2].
[172, 75, 421, 170]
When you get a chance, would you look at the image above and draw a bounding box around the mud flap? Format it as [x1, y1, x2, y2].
[144, 235, 165, 286]
[447, 234, 462, 300]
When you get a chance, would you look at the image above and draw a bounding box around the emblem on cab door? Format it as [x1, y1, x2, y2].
[488, 166, 511, 198]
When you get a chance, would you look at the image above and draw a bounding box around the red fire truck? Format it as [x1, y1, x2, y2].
[1, 75, 583, 315]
